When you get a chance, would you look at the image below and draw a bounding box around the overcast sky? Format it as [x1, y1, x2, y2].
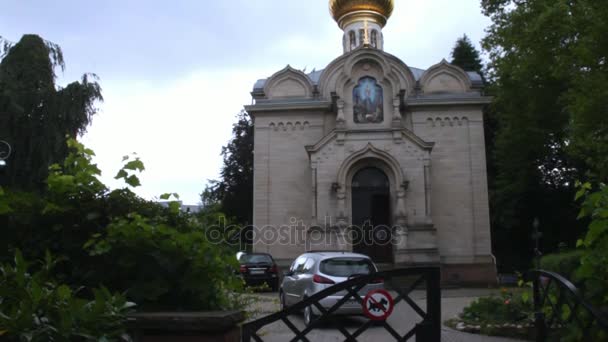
[2, 0, 491, 204]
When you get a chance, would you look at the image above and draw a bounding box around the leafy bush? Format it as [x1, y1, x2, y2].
[446, 288, 535, 340]
[460, 288, 533, 325]
[540, 250, 583, 283]
[85, 213, 242, 310]
[571, 182, 608, 341]
[0, 250, 134, 341]
[0, 139, 244, 311]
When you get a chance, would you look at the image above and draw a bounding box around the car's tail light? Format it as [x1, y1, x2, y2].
[269, 264, 278, 273]
[313, 274, 335, 284]
[370, 277, 384, 284]
[239, 265, 248, 273]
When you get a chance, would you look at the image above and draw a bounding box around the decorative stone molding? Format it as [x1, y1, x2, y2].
[336, 99, 346, 129]
[426, 116, 469, 127]
[394, 188, 407, 224]
[336, 188, 348, 229]
[391, 97, 402, 128]
[336, 143, 406, 189]
[269, 121, 311, 131]
[423, 158, 433, 224]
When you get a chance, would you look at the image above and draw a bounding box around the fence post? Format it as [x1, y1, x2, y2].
[416, 267, 441, 342]
[241, 325, 250, 342]
[533, 274, 547, 342]
[415, 321, 433, 342]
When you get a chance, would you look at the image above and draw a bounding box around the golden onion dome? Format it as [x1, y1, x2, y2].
[329, 0, 394, 28]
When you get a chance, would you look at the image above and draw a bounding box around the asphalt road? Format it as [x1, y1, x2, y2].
[245, 289, 526, 342]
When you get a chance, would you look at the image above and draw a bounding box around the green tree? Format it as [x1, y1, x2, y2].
[450, 34, 483, 74]
[479, 0, 608, 270]
[0, 34, 102, 191]
[202, 110, 253, 225]
[0, 139, 245, 311]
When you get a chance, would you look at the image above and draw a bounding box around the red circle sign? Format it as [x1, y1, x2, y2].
[362, 289, 394, 321]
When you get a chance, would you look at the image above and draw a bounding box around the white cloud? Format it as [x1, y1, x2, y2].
[82, 67, 276, 204]
[75, 0, 492, 207]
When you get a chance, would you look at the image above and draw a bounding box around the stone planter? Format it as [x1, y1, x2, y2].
[127, 311, 245, 342]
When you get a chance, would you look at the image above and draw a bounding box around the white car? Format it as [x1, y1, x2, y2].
[279, 252, 384, 326]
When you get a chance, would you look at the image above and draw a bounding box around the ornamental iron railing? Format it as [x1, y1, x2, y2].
[526, 269, 608, 341]
[242, 267, 441, 342]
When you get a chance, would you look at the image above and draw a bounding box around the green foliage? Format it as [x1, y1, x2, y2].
[480, 0, 604, 270]
[84, 213, 243, 310]
[0, 34, 102, 192]
[460, 288, 533, 325]
[540, 250, 583, 283]
[0, 250, 134, 341]
[0, 186, 11, 214]
[46, 138, 106, 202]
[575, 183, 608, 315]
[115, 154, 145, 188]
[450, 34, 483, 74]
[522, 182, 608, 341]
[449, 287, 535, 340]
[203, 110, 253, 224]
[1, 138, 245, 312]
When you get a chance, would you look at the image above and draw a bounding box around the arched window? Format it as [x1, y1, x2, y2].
[349, 31, 357, 50]
[352, 167, 390, 189]
[353, 77, 384, 123]
[371, 30, 378, 48]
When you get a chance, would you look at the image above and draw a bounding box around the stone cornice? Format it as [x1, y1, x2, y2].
[406, 96, 493, 108]
[305, 127, 434, 156]
[245, 100, 332, 113]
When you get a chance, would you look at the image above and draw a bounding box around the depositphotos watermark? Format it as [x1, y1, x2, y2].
[0, 140, 11, 167]
[204, 216, 403, 249]
[0, 140, 10, 159]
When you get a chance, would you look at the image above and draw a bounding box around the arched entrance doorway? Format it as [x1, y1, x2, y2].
[351, 167, 393, 263]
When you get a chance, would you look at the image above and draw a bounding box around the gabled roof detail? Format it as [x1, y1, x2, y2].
[318, 48, 417, 99]
[419, 59, 473, 95]
[260, 65, 316, 100]
[251, 59, 485, 97]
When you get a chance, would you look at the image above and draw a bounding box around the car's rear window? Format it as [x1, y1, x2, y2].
[320, 258, 374, 277]
[239, 254, 273, 264]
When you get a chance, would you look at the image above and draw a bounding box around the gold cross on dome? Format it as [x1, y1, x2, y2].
[363, 20, 370, 45]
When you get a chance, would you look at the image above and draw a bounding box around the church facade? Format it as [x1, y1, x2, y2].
[245, 0, 496, 284]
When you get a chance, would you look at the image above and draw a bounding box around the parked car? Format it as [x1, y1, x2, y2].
[279, 252, 383, 326]
[237, 252, 280, 291]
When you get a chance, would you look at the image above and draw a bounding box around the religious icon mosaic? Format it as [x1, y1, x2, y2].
[353, 77, 384, 123]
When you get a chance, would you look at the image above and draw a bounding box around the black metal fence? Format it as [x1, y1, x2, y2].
[526, 270, 608, 341]
[242, 266, 441, 342]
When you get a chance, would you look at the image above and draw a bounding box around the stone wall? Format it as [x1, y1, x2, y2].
[127, 311, 244, 342]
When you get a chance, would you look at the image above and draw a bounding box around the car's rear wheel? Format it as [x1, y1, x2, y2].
[279, 291, 287, 311]
[303, 303, 317, 326]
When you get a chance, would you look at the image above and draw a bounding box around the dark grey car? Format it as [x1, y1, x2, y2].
[279, 252, 384, 326]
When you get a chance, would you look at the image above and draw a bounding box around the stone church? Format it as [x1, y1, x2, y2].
[245, 0, 496, 284]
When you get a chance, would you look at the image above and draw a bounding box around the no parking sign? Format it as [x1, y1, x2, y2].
[362, 289, 394, 321]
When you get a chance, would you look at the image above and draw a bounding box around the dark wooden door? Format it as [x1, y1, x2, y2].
[351, 167, 393, 263]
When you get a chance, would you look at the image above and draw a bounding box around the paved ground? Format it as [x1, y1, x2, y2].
[244, 289, 527, 342]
